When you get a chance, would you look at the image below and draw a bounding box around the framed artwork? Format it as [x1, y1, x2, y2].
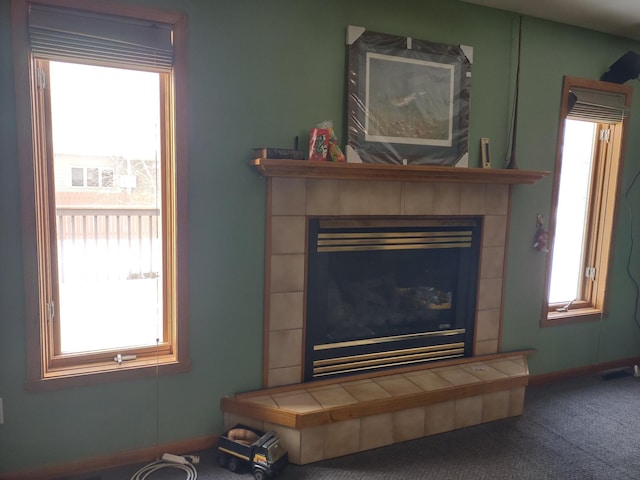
[347, 27, 472, 165]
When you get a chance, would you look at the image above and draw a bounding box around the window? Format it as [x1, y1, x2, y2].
[542, 76, 632, 326]
[12, 0, 189, 389]
[69, 166, 115, 188]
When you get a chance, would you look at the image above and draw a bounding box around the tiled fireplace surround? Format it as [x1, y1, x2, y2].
[266, 177, 510, 385]
[221, 172, 532, 464]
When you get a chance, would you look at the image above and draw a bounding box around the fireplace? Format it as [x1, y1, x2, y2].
[263, 175, 512, 388]
[305, 216, 481, 380]
[222, 161, 544, 464]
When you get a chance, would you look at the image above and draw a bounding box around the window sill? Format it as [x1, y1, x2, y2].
[26, 356, 191, 392]
[542, 307, 603, 327]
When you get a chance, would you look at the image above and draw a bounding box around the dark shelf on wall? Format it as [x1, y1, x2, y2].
[250, 158, 550, 184]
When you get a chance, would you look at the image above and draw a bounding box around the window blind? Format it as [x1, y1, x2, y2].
[28, 4, 173, 72]
[567, 87, 628, 124]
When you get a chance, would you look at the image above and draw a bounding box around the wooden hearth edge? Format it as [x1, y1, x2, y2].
[221, 350, 535, 430]
[222, 376, 529, 430]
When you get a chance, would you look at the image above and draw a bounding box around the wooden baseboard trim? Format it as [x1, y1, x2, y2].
[0, 435, 217, 480]
[528, 356, 640, 386]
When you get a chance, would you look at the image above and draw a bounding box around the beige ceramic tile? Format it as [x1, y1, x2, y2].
[480, 246, 505, 279]
[482, 390, 511, 422]
[271, 178, 306, 215]
[432, 183, 461, 215]
[425, 400, 455, 435]
[271, 216, 306, 254]
[270, 387, 305, 399]
[477, 277, 503, 311]
[483, 215, 508, 247]
[269, 292, 304, 331]
[459, 363, 509, 382]
[272, 391, 322, 413]
[244, 395, 279, 408]
[509, 386, 526, 416]
[454, 395, 483, 428]
[431, 366, 483, 386]
[369, 181, 402, 215]
[360, 413, 394, 451]
[485, 184, 510, 215]
[270, 254, 305, 293]
[393, 407, 426, 442]
[405, 369, 453, 391]
[324, 419, 361, 459]
[306, 179, 340, 215]
[375, 375, 423, 396]
[342, 379, 391, 402]
[474, 339, 499, 355]
[267, 329, 303, 369]
[308, 385, 358, 408]
[402, 182, 434, 215]
[300, 425, 327, 464]
[266, 424, 301, 464]
[475, 309, 501, 342]
[267, 366, 302, 388]
[433, 183, 461, 215]
[460, 184, 486, 214]
[339, 180, 371, 215]
[489, 358, 526, 377]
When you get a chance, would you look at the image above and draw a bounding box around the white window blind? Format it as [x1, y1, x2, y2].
[567, 87, 628, 124]
[28, 3, 173, 72]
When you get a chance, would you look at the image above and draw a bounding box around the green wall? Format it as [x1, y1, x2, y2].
[2, 0, 640, 473]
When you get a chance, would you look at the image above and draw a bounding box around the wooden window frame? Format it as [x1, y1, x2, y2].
[542, 77, 632, 327]
[11, 0, 190, 390]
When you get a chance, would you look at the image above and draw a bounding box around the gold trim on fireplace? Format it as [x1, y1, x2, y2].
[313, 343, 465, 367]
[313, 329, 465, 351]
[318, 219, 479, 229]
[316, 231, 472, 252]
[313, 349, 465, 374]
[312, 345, 465, 377]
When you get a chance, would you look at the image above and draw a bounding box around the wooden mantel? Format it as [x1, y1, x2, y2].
[250, 158, 550, 184]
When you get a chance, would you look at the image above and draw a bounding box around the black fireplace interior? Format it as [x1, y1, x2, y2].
[305, 217, 481, 381]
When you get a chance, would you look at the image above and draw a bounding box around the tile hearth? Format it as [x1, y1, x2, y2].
[222, 351, 530, 464]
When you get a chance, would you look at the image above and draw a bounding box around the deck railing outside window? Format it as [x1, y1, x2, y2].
[56, 207, 161, 283]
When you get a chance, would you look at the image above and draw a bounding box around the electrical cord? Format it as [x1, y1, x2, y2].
[624, 166, 640, 329]
[129, 455, 198, 480]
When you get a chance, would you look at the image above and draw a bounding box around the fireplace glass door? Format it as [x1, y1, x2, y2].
[305, 217, 481, 381]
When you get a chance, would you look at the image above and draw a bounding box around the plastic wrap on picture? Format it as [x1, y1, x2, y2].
[347, 27, 472, 165]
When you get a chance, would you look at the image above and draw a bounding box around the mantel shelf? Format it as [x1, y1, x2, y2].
[250, 158, 550, 185]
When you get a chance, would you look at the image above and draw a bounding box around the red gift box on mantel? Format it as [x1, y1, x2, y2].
[308, 128, 330, 161]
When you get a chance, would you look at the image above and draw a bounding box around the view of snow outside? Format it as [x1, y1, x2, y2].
[49, 61, 163, 354]
[548, 119, 597, 304]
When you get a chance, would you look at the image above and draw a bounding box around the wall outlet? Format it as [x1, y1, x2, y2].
[0, 397, 4, 424]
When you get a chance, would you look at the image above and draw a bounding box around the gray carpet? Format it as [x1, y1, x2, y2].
[68, 372, 640, 480]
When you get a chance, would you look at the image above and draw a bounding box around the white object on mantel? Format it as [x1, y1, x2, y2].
[346, 144, 363, 163]
[455, 153, 469, 167]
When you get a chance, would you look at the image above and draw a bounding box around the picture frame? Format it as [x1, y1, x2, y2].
[347, 27, 472, 165]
